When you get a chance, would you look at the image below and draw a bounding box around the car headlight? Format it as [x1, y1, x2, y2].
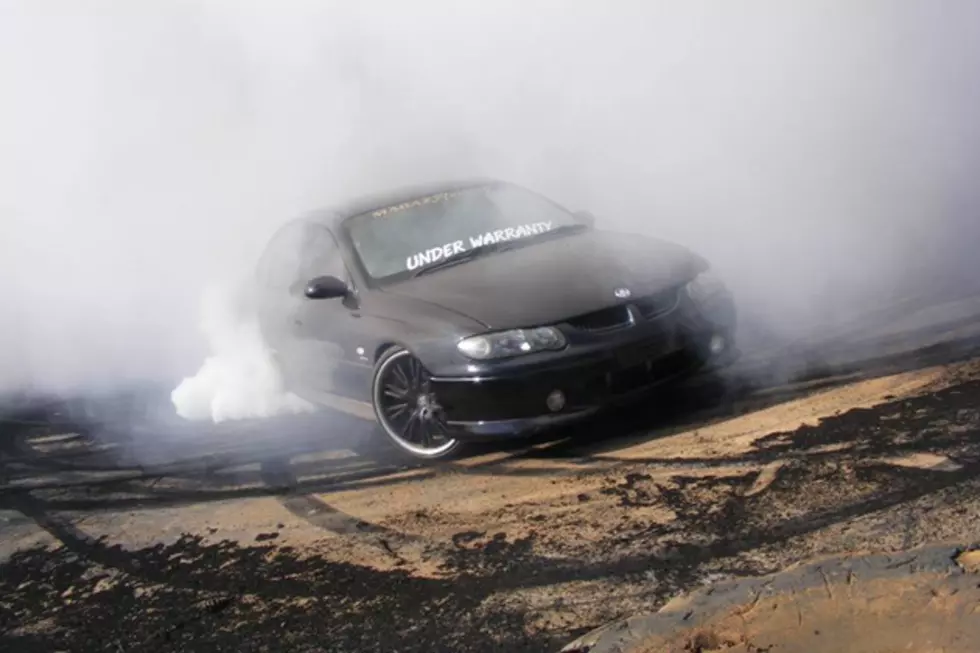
[686, 267, 727, 304]
[457, 326, 567, 360]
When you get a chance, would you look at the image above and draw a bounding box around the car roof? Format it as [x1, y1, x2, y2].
[307, 177, 507, 230]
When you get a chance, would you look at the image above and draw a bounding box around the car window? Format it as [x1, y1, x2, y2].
[256, 219, 308, 293]
[341, 183, 583, 283]
[257, 220, 349, 295]
[298, 224, 348, 283]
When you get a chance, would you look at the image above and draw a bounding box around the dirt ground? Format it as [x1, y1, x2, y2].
[4, 302, 980, 652]
[565, 543, 980, 653]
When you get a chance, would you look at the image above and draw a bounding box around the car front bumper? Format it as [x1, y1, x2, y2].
[429, 296, 737, 439]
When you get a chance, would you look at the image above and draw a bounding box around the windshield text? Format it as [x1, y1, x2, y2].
[405, 221, 554, 271]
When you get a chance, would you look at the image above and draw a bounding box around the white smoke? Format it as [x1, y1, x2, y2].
[170, 281, 315, 423]
[2, 1, 980, 426]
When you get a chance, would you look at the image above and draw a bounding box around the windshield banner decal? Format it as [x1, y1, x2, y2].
[405, 221, 554, 271]
[372, 190, 467, 218]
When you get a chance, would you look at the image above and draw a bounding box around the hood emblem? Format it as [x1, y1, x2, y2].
[614, 287, 632, 299]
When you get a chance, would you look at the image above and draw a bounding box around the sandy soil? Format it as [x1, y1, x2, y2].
[4, 324, 980, 651]
[567, 543, 980, 653]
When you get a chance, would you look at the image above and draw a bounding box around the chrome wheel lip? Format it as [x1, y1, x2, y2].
[372, 349, 458, 458]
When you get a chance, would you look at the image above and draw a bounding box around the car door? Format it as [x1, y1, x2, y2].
[288, 223, 370, 401]
[255, 218, 309, 384]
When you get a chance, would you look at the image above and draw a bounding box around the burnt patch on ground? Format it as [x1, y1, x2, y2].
[440, 531, 540, 575]
[4, 367, 980, 651]
[0, 535, 551, 653]
[588, 378, 980, 555]
[754, 379, 980, 459]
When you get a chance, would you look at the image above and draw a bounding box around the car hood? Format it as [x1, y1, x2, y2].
[380, 229, 707, 330]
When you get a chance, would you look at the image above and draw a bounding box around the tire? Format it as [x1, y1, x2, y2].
[561, 542, 980, 653]
[370, 346, 465, 461]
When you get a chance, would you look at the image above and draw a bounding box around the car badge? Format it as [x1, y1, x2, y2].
[614, 287, 631, 299]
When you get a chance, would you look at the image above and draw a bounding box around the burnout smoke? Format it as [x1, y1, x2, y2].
[170, 281, 315, 423]
[1, 2, 979, 425]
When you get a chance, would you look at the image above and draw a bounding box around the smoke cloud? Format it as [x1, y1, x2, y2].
[2, 1, 980, 421]
[169, 280, 315, 422]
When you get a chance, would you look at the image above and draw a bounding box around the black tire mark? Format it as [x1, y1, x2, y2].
[277, 493, 408, 539]
[277, 491, 440, 568]
[260, 456, 442, 565]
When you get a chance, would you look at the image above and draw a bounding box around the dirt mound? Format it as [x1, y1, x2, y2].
[562, 542, 980, 653]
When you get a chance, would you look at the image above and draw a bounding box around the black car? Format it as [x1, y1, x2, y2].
[255, 178, 737, 460]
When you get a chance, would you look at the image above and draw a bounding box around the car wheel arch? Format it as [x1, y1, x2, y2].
[374, 342, 404, 363]
[374, 341, 446, 373]
[368, 344, 465, 461]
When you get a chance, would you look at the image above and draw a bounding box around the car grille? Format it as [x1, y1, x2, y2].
[565, 286, 682, 332]
[605, 348, 699, 394]
[566, 305, 633, 332]
[578, 346, 702, 397]
[633, 286, 682, 319]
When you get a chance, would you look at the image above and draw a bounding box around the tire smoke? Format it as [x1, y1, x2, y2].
[2, 2, 980, 427]
[169, 281, 315, 423]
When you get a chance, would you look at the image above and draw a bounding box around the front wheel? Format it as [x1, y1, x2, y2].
[371, 347, 464, 460]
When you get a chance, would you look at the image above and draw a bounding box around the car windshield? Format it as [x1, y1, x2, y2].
[342, 183, 584, 283]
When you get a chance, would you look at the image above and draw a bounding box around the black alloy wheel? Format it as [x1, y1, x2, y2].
[371, 347, 461, 459]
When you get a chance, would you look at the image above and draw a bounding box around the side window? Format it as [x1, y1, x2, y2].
[256, 220, 308, 293]
[297, 224, 349, 283]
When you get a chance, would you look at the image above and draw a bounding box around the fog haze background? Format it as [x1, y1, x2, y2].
[2, 1, 980, 414]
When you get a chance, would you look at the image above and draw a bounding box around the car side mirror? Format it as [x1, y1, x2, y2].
[574, 210, 596, 227]
[304, 275, 349, 299]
